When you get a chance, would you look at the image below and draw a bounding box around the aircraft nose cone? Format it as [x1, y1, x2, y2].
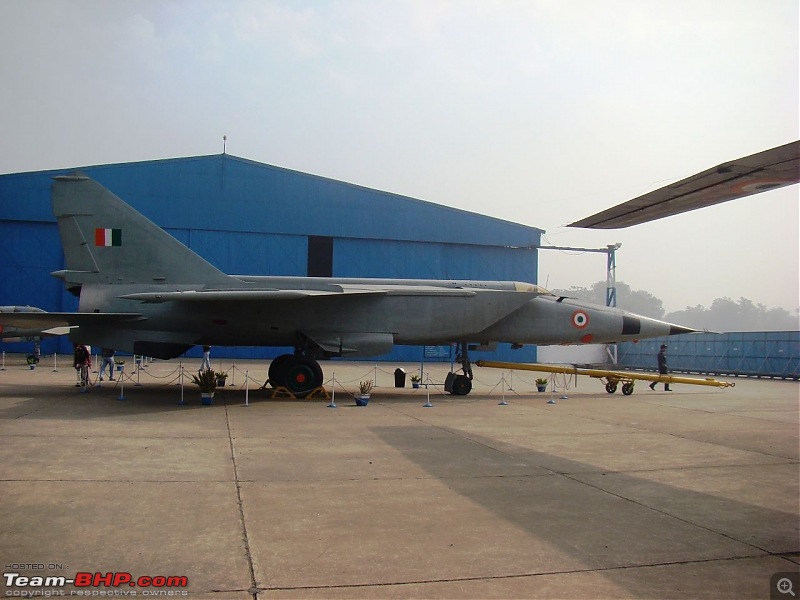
[669, 324, 696, 335]
[629, 312, 696, 341]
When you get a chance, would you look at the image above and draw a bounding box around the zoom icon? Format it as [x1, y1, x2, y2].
[772, 572, 800, 600]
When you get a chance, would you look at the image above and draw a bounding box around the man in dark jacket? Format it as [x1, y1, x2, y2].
[73, 344, 92, 389]
[649, 344, 671, 391]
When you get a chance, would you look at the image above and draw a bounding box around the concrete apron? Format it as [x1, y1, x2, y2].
[0, 357, 797, 599]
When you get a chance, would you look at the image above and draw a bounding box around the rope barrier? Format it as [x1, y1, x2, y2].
[48, 357, 606, 404]
[327, 372, 337, 408]
[243, 369, 250, 407]
[179, 365, 184, 405]
[499, 373, 509, 405]
[323, 373, 364, 402]
[423, 373, 433, 407]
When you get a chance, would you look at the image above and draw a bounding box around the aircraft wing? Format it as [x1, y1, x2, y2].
[117, 289, 357, 303]
[0, 312, 143, 330]
[0, 326, 74, 340]
[117, 285, 485, 303]
[569, 140, 800, 229]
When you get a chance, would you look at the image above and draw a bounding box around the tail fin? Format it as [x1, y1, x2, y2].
[52, 174, 230, 286]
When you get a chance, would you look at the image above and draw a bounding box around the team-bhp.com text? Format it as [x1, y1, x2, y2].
[4, 572, 188, 597]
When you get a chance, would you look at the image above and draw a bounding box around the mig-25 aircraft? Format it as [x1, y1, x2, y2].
[0, 174, 694, 396]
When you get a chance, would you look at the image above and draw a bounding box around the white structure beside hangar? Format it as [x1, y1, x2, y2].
[0, 154, 543, 362]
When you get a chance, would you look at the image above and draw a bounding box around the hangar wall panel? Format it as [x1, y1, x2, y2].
[334, 239, 537, 281]
[619, 332, 799, 379]
[0, 172, 56, 221]
[180, 229, 307, 276]
[0, 221, 64, 307]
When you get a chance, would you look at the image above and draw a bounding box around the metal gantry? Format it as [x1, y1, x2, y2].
[538, 243, 622, 363]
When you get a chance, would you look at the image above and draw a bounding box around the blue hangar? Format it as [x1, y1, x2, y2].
[0, 154, 542, 362]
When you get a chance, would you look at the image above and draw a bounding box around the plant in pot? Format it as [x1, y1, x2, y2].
[410, 374, 421, 389]
[214, 371, 228, 387]
[356, 380, 373, 406]
[535, 378, 548, 392]
[191, 368, 217, 405]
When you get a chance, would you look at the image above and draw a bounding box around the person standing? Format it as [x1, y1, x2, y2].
[99, 348, 115, 381]
[649, 344, 671, 391]
[73, 344, 92, 388]
[200, 345, 212, 371]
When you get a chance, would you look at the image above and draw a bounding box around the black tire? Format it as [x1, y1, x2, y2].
[621, 382, 634, 396]
[283, 356, 324, 397]
[268, 354, 292, 387]
[450, 375, 472, 396]
[605, 382, 617, 394]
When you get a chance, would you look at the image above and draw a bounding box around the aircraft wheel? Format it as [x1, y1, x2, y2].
[450, 375, 472, 396]
[605, 382, 618, 394]
[621, 382, 634, 396]
[268, 354, 292, 387]
[283, 356, 324, 397]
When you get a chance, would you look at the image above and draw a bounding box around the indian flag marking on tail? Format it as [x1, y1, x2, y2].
[95, 228, 122, 247]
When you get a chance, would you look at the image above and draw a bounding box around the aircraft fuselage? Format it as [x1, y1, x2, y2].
[73, 277, 682, 357]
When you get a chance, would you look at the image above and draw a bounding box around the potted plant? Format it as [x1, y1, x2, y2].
[215, 371, 228, 387]
[410, 374, 421, 389]
[116, 359, 125, 372]
[356, 380, 373, 406]
[535, 378, 548, 392]
[191, 368, 217, 405]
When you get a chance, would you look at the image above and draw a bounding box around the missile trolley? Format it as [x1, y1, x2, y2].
[475, 360, 735, 395]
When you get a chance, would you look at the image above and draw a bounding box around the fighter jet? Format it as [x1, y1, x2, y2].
[0, 174, 694, 396]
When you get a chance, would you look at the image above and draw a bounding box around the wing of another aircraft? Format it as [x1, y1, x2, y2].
[0, 311, 143, 330]
[569, 140, 800, 229]
[0, 306, 77, 341]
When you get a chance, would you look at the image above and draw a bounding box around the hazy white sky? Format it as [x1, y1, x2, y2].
[1, 0, 798, 314]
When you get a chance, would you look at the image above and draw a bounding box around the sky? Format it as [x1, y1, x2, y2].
[1, 0, 798, 315]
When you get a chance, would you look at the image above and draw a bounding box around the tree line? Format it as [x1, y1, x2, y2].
[548, 281, 799, 332]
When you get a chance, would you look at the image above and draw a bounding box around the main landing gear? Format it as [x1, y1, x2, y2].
[268, 352, 324, 397]
[268, 342, 478, 398]
[444, 342, 474, 396]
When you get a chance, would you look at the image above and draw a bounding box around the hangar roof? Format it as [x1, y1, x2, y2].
[0, 154, 543, 248]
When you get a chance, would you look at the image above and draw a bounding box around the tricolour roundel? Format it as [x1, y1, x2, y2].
[571, 310, 589, 329]
[734, 179, 793, 194]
